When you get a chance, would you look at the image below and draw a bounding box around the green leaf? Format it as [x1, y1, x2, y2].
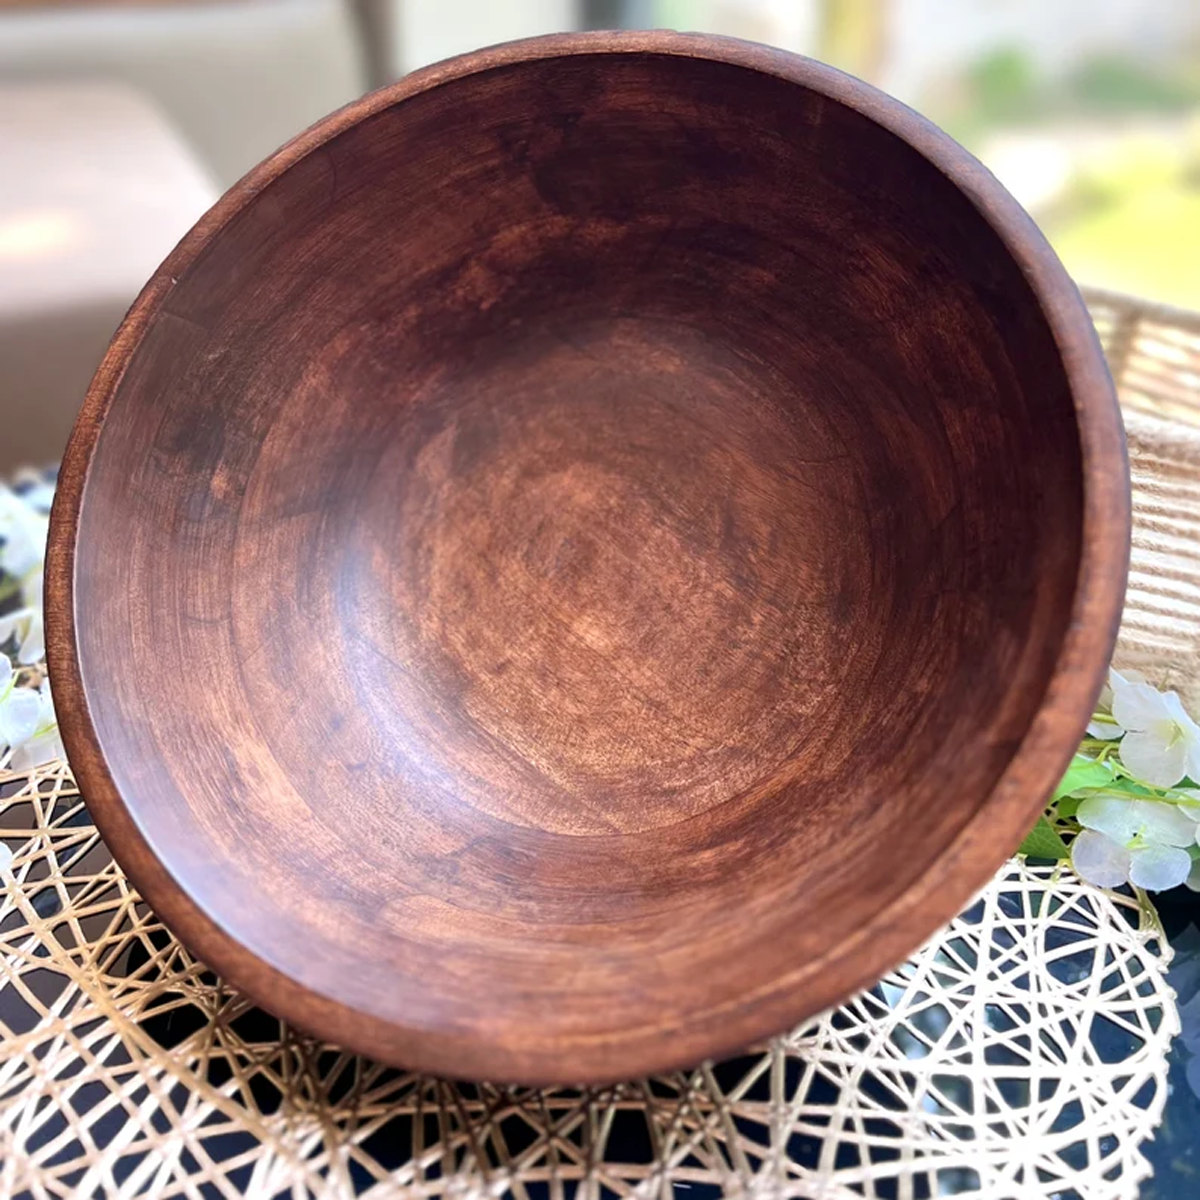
[1019, 816, 1071, 860]
[1102, 776, 1161, 798]
[1056, 795, 1084, 819]
[1051, 755, 1114, 802]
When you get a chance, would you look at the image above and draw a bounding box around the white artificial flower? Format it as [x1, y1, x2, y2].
[1087, 667, 1144, 739]
[1110, 674, 1200, 788]
[0, 603, 43, 665]
[10, 678, 63, 770]
[0, 480, 48, 666]
[0, 484, 48, 580]
[1079, 793, 1199, 846]
[1189, 857, 1200, 893]
[0, 652, 42, 751]
[1127, 842, 1196, 891]
[1178, 789, 1200, 826]
[0, 565, 43, 666]
[1071, 793, 1199, 891]
[1072, 830, 1133, 889]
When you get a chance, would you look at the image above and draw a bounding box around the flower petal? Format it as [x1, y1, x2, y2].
[11, 731, 64, 770]
[17, 616, 44, 666]
[0, 653, 11, 693]
[1112, 681, 1173, 732]
[1087, 715, 1125, 740]
[1110, 667, 1147, 688]
[1129, 843, 1193, 891]
[22, 569, 43, 613]
[0, 842, 11, 877]
[1164, 692, 1200, 777]
[1163, 688, 1199, 726]
[1134, 800, 1200, 847]
[1071, 830, 1132, 888]
[1077, 793, 1141, 841]
[0, 687, 42, 748]
[0, 484, 48, 580]
[0, 609, 42, 667]
[1118, 726, 1190, 787]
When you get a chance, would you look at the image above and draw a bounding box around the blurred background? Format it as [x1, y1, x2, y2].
[3, 0, 1199, 469]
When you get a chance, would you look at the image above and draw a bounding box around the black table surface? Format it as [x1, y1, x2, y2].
[1141, 885, 1200, 1199]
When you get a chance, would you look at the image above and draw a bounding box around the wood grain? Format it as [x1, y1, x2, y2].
[44, 31, 1130, 1085]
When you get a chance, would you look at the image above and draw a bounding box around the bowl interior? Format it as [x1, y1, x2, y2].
[63, 45, 1088, 1081]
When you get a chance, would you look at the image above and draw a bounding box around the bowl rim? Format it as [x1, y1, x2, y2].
[44, 29, 1130, 1085]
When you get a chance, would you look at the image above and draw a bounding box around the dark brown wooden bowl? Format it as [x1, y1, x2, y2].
[45, 31, 1129, 1085]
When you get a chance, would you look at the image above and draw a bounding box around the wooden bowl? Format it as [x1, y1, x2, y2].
[45, 32, 1129, 1085]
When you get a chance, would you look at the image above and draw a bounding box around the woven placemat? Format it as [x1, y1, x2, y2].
[1, 286, 1197, 1200]
[1087, 288, 1200, 710]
